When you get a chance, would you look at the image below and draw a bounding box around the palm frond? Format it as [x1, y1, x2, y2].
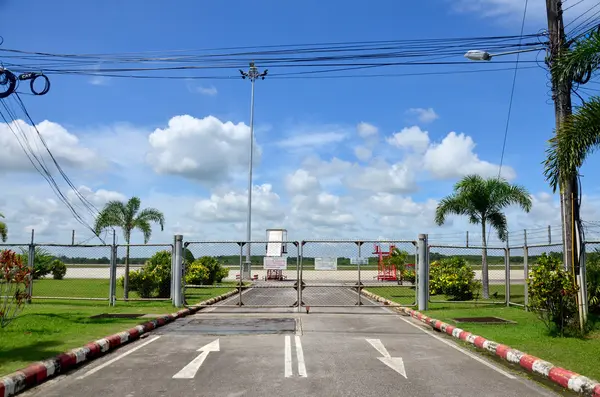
[544, 97, 600, 192]
[136, 208, 165, 231]
[94, 200, 127, 234]
[553, 30, 600, 85]
[434, 194, 474, 225]
[136, 220, 152, 244]
[487, 178, 532, 212]
[125, 197, 142, 221]
[0, 221, 7, 242]
[487, 211, 508, 242]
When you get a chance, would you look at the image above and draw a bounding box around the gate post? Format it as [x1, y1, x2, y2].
[26, 229, 35, 304]
[418, 234, 429, 311]
[173, 235, 183, 308]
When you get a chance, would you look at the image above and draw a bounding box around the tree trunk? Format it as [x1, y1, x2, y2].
[124, 243, 130, 300]
[481, 221, 490, 299]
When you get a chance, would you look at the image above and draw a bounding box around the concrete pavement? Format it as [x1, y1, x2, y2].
[22, 291, 559, 397]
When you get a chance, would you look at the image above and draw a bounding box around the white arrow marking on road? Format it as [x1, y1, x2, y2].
[173, 339, 220, 379]
[366, 339, 407, 379]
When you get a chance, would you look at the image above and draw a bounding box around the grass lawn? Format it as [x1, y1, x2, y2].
[424, 305, 600, 382]
[370, 286, 600, 382]
[0, 284, 237, 377]
[366, 283, 524, 306]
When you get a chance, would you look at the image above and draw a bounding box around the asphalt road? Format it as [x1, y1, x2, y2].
[23, 289, 559, 397]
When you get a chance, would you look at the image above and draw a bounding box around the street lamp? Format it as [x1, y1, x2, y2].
[239, 62, 268, 280]
[464, 47, 545, 61]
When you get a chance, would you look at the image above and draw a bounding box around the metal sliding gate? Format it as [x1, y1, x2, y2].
[182, 240, 417, 309]
[183, 241, 301, 308]
[299, 240, 418, 308]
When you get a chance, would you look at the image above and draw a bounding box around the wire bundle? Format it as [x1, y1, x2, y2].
[0, 33, 547, 80]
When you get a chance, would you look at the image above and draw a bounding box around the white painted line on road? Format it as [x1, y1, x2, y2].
[284, 335, 293, 378]
[366, 339, 407, 378]
[173, 339, 220, 379]
[76, 336, 161, 380]
[295, 336, 307, 377]
[366, 339, 391, 358]
[396, 315, 516, 379]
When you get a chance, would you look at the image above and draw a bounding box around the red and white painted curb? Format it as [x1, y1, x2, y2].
[361, 289, 600, 397]
[0, 288, 238, 397]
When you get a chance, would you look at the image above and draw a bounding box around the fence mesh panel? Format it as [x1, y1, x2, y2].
[300, 241, 417, 307]
[508, 247, 526, 306]
[184, 241, 299, 307]
[183, 242, 243, 307]
[115, 244, 173, 301]
[32, 244, 112, 300]
[360, 241, 417, 307]
[429, 245, 506, 303]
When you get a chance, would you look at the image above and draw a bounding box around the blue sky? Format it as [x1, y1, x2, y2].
[1, 0, 600, 246]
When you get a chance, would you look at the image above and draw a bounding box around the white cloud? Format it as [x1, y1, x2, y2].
[147, 115, 257, 185]
[0, 119, 100, 172]
[407, 108, 439, 124]
[196, 86, 218, 96]
[423, 131, 515, 180]
[357, 122, 378, 138]
[345, 161, 417, 194]
[354, 146, 372, 161]
[285, 169, 321, 195]
[0, 114, 575, 246]
[276, 131, 346, 148]
[387, 126, 430, 153]
[193, 184, 284, 223]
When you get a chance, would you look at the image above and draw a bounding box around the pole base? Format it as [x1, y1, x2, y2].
[242, 261, 252, 280]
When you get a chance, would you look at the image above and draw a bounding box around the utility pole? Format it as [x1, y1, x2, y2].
[240, 62, 268, 279]
[546, 0, 575, 272]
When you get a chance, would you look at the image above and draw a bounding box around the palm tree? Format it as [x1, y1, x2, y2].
[545, 30, 600, 192]
[434, 175, 532, 299]
[94, 197, 165, 299]
[0, 212, 7, 242]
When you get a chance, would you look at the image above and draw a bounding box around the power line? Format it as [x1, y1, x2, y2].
[486, 0, 530, 247]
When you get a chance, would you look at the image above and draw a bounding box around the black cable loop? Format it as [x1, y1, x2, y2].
[0, 68, 17, 99]
[18, 72, 51, 95]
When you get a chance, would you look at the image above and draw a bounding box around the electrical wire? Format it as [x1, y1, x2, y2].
[486, 0, 529, 248]
[0, 96, 105, 243]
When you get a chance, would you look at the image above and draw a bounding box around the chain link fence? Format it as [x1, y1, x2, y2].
[183, 241, 300, 307]
[507, 246, 526, 307]
[428, 245, 506, 304]
[33, 244, 113, 301]
[115, 244, 174, 301]
[300, 240, 417, 307]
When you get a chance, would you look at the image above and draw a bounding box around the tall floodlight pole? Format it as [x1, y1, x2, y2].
[240, 62, 268, 279]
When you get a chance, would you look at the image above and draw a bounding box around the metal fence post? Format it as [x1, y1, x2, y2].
[26, 229, 35, 304]
[505, 247, 510, 307]
[173, 235, 183, 308]
[523, 244, 529, 311]
[418, 234, 429, 311]
[238, 242, 245, 307]
[109, 231, 117, 306]
[171, 235, 176, 300]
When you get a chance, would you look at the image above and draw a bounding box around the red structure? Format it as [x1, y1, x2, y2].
[373, 243, 398, 281]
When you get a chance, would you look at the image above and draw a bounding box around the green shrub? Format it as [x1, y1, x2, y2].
[126, 270, 157, 298]
[403, 268, 416, 284]
[193, 256, 229, 284]
[384, 248, 408, 275]
[429, 257, 480, 300]
[185, 261, 209, 285]
[124, 250, 172, 298]
[587, 249, 600, 314]
[19, 247, 55, 279]
[528, 253, 579, 336]
[51, 260, 67, 280]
